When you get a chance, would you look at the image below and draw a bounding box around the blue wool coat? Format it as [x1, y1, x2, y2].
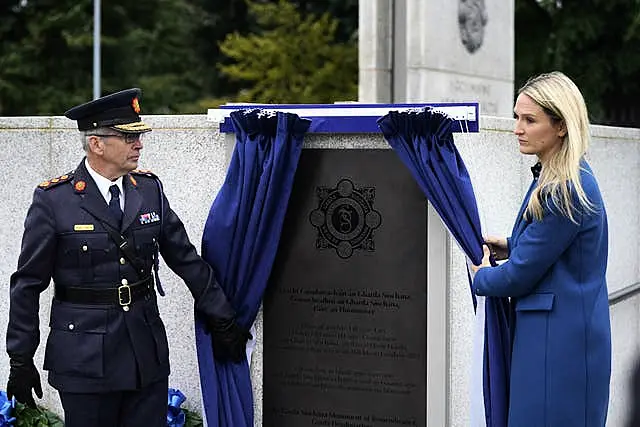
[473, 161, 611, 427]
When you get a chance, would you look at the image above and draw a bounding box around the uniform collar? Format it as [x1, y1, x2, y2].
[84, 158, 124, 206]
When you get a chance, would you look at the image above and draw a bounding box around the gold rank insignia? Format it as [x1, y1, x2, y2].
[74, 224, 95, 231]
[38, 172, 74, 190]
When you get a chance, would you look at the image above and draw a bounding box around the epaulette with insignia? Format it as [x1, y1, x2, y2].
[131, 169, 158, 179]
[38, 172, 74, 190]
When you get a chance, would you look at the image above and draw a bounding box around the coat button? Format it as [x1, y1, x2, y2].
[121, 278, 128, 285]
[122, 306, 130, 312]
[119, 257, 126, 265]
[68, 323, 75, 330]
[82, 245, 88, 252]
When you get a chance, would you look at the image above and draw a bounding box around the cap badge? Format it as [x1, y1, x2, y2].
[132, 97, 141, 114]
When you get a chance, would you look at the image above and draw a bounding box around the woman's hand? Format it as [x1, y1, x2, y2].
[471, 245, 492, 274]
[484, 235, 509, 261]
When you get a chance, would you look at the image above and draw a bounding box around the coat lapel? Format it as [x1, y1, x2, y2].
[121, 175, 143, 232]
[512, 179, 538, 240]
[74, 160, 121, 230]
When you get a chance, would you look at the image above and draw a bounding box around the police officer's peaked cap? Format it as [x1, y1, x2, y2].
[65, 88, 152, 134]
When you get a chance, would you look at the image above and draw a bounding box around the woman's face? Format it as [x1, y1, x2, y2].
[513, 93, 565, 163]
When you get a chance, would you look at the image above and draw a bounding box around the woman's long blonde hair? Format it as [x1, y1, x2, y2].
[520, 71, 594, 223]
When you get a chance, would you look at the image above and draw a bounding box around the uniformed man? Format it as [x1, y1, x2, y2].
[5, 88, 250, 427]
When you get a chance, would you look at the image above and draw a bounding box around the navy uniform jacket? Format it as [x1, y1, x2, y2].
[6, 159, 233, 393]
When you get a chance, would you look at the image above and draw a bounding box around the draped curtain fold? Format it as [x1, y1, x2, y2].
[377, 109, 511, 427]
[195, 110, 310, 427]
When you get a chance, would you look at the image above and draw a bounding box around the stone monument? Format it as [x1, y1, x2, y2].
[359, 0, 514, 117]
[263, 149, 428, 427]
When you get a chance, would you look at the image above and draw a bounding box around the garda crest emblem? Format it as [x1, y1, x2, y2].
[309, 178, 382, 259]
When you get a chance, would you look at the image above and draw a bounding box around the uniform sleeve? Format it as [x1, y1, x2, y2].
[473, 200, 581, 298]
[7, 189, 57, 358]
[158, 187, 235, 321]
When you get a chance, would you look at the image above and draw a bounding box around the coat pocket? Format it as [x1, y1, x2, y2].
[511, 292, 555, 409]
[515, 292, 555, 312]
[57, 232, 111, 282]
[131, 225, 160, 273]
[43, 302, 108, 378]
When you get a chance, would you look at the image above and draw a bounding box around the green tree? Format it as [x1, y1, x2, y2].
[0, 0, 359, 114]
[218, 0, 358, 104]
[101, 0, 209, 112]
[285, 0, 358, 43]
[0, 0, 212, 115]
[0, 0, 94, 115]
[192, 0, 357, 103]
[515, 0, 640, 126]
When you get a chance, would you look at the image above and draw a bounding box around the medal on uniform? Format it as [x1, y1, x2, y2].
[139, 212, 160, 225]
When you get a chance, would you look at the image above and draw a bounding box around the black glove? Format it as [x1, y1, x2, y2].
[7, 355, 42, 408]
[205, 317, 252, 363]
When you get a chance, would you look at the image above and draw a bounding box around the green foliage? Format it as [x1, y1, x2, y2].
[219, 0, 358, 104]
[515, 0, 640, 125]
[178, 96, 237, 113]
[106, 0, 210, 112]
[0, 0, 94, 115]
[184, 407, 204, 427]
[13, 403, 64, 427]
[0, 0, 359, 115]
[283, 0, 358, 43]
[0, 0, 212, 115]
[1, 0, 637, 125]
[8, 399, 203, 426]
[192, 0, 357, 100]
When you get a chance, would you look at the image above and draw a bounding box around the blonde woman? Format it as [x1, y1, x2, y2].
[472, 71, 610, 426]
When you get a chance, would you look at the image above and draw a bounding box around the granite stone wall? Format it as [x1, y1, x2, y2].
[0, 114, 638, 426]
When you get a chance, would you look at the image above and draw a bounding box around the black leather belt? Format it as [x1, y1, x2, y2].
[54, 277, 154, 306]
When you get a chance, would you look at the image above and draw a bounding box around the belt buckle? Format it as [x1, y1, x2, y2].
[118, 284, 132, 306]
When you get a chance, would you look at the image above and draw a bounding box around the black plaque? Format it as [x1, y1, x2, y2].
[264, 149, 427, 427]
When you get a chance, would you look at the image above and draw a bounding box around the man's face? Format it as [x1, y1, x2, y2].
[89, 130, 144, 179]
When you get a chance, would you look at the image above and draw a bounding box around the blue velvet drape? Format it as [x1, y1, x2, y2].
[195, 110, 310, 426]
[378, 108, 511, 427]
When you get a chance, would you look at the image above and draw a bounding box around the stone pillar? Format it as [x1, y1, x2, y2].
[359, 0, 514, 117]
[358, 0, 394, 103]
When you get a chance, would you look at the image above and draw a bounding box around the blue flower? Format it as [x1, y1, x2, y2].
[167, 388, 186, 427]
[0, 391, 16, 426]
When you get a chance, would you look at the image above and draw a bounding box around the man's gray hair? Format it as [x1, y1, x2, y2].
[82, 127, 117, 152]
